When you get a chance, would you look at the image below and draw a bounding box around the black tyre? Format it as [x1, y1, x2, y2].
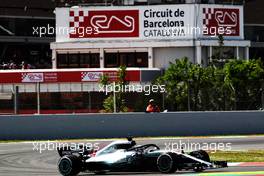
[58, 155, 82, 176]
[157, 153, 177, 173]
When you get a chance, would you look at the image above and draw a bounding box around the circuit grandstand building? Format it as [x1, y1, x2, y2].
[0, 3, 251, 113]
[51, 4, 250, 69]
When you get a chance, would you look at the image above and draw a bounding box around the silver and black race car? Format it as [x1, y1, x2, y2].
[57, 137, 227, 175]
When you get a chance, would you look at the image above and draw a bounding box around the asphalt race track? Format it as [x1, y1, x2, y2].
[0, 136, 264, 176]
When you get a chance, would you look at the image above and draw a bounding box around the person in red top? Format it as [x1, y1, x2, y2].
[146, 99, 160, 113]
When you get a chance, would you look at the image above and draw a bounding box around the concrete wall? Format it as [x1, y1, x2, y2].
[153, 47, 194, 69]
[0, 111, 264, 140]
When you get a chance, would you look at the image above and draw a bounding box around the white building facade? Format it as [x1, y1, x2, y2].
[51, 4, 250, 70]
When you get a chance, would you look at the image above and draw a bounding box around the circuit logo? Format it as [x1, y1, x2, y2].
[203, 8, 240, 36]
[69, 9, 139, 38]
[21, 73, 44, 83]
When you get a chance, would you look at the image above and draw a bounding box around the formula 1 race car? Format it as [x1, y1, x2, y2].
[57, 137, 227, 175]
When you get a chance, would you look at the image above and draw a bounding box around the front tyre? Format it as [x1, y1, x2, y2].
[157, 153, 177, 173]
[58, 155, 81, 176]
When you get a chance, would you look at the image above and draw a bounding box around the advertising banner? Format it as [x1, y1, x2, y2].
[69, 10, 139, 38]
[56, 5, 195, 41]
[0, 70, 140, 84]
[198, 5, 243, 39]
[55, 4, 243, 41]
[21, 73, 44, 83]
[140, 6, 195, 39]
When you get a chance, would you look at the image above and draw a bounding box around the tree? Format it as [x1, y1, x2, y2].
[156, 57, 190, 111]
[156, 57, 264, 111]
[99, 74, 110, 86]
[224, 59, 264, 110]
[211, 34, 234, 67]
[100, 66, 129, 113]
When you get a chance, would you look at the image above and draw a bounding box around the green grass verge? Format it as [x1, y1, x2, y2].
[209, 150, 264, 162]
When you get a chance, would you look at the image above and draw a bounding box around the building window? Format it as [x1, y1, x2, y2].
[105, 52, 148, 68]
[105, 53, 119, 68]
[245, 26, 264, 42]
[80, 54, 90, 68]
[57, 54, 68, 68]
[57, 53, 99, 68]
[0, 18, 55, 37]
[136, 52, 148, 67]
[68, 54, 79, 68]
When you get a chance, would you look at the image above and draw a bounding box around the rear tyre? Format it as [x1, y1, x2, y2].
[157, 153, 177, 173]
[58, 155, 81, 176]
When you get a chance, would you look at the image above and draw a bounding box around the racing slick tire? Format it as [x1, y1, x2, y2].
[189, 150, 210, 172]
[157, 153, 177, 173]
[58, 155, 82, 176]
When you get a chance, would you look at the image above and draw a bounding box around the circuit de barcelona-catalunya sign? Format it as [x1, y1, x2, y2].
[55, 4, 243, 42]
